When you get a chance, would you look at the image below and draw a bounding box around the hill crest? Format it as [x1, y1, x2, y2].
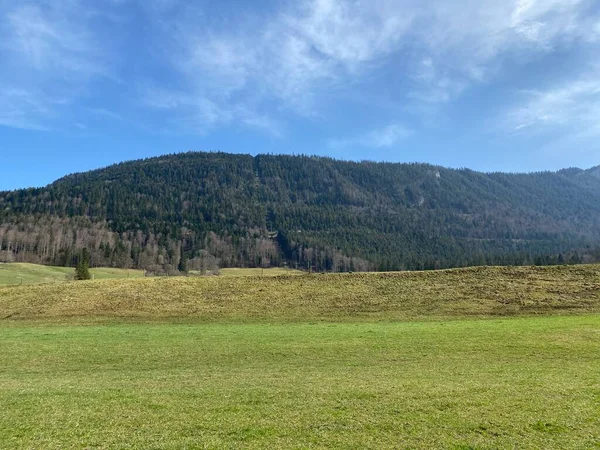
[1, 151, 600, 273]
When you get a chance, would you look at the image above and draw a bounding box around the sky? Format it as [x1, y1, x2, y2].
[1, 0, 600, 190]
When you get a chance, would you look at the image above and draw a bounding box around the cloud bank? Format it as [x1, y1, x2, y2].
[1, 0, 599, 153]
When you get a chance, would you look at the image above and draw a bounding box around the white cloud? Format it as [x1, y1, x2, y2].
[329, 123, 413, 149]
[0, 1, 115, 130]
[144, 0, 599, 134]
[507, 72, 600, 133]
[1, 0, 599, 140]
[409, 58, 468, 103]
[0, 89, 53, 131]
[4, 4, 104, 77]
[364, 123, 413, 147]
[407, 0, 599, 104]
[288, 0, 414, 66]
[141, 0, 417, 130]
[140, 86, 283, 137]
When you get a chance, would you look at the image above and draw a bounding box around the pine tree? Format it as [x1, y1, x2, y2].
[75, 249, 92, 281]
[178, 251, 188, 274]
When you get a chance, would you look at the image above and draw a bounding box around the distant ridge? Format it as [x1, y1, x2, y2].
[1, 151, 600, 273]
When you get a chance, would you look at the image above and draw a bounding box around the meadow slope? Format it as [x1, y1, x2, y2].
[1, 264, 600, 323]
[0, 263, 144, 286]
[2, 265, 600, 448]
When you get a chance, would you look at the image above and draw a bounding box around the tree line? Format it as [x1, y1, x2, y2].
[1, 151, 600, 273]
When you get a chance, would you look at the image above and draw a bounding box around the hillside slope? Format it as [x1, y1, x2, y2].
[2, 265, 600, 322]
[0, 263, 144, 286]
[1, 152, 600, 272]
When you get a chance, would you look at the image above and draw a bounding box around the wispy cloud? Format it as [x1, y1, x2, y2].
[0, 89, 53, 131]
[141, 0, 600, 136]
[408, 58, 468, 104]
[288, 0, 414, 66]
[329, 123, 413, 149]
[141, 85, 283, 137]
[506, 70, 600, 134]
[1, 0, 599, 146]
[407, 0, 599, 103]
[140, 0, 416, 133]
[4, 4, 104, 77]
[86, 108, 125, 122]
[0, 1, 115, 130]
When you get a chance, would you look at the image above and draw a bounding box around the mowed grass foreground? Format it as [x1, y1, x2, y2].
[1, 265, 600, 448]
[1, 317, 599, 449]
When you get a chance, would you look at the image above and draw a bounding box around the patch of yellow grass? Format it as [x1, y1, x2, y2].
[1, 265, 600, 323]
[216, 267, 304, 277]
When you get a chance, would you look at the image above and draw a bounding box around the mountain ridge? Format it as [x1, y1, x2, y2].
[1, 151, 600, 273]
[5, 151, 600, 193]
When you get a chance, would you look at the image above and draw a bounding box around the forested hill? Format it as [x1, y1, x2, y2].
[2, 151, 600, 273]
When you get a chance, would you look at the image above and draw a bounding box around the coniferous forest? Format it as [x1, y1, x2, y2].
[1, 151, 600, 274]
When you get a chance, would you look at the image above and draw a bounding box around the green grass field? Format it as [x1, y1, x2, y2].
[0, 263, 144, 286]
[0, 263, 301, 286]
[1, 265, 600, 448]
[1, 317, 599, 449]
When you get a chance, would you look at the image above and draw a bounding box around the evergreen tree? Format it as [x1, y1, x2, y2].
[178, 251, 188, 274]
[75, 249, 92, 280]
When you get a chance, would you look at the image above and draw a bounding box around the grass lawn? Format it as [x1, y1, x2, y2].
[2, 265, 600, 448]
[0, 316, 599, 449]
[0, 263, 145, 286]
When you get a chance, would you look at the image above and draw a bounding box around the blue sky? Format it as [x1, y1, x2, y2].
[1, 0, 600, 190]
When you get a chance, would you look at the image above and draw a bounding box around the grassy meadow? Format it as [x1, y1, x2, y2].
[0, 263, 144, 286]
[217, 267, 304, 277]
[0, 263, 301, 287]
[1, 317, 599, 449]
[1, 265, 600, 448]
[2, 264, 600, 322]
